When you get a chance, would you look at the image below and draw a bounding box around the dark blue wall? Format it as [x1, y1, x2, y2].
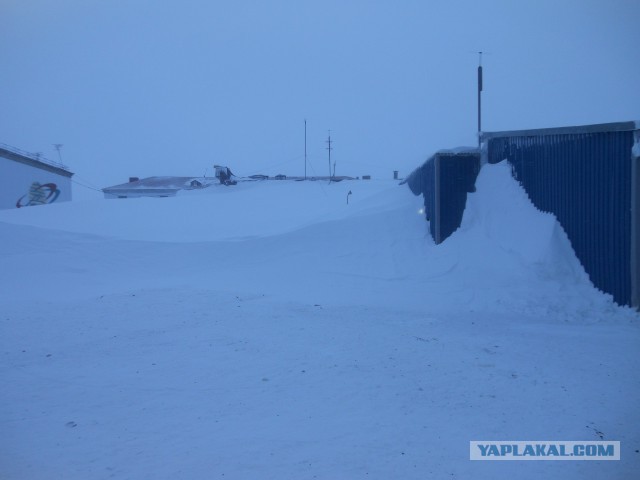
[406, 151, 480, 244]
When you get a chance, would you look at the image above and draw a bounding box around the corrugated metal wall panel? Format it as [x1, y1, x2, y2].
[405, 152, 480, 244]
[487, 129, 634, 306]
[631, 134, 640, 307]
[405, 156, 437, 239]
[437, 153, 480, 243]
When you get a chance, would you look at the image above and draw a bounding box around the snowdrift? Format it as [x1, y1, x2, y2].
[0, 161, 625, 319]
[1, 162, 638, 480]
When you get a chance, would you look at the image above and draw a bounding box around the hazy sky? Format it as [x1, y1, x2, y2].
[1, 0, 638, 199]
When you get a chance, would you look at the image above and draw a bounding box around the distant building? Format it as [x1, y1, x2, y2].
[102, 176, 214, 199]
[0, 143, 73, 210]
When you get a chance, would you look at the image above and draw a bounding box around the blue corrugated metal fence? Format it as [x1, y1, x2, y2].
[406, 150, 480, 244]
[484, 122, 638, 307]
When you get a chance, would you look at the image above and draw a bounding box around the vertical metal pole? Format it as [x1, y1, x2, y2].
[53, 143, 64, 165]
[328, 133, 331, 176]
[327, 131, 332, 183]
[477, 52, 483, 148]
[304, 119, 307, 180]
[631, 130, 640, 308]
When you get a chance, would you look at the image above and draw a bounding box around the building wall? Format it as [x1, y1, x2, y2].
[0, 157, 72, 209]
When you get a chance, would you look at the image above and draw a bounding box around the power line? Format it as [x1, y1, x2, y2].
[73, 174, 102, 190]
[71, 178, 103, 192]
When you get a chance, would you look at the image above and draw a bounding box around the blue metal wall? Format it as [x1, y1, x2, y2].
[406, 154, 435, 222]
[437, 153, 480, 243]
[486, 126, 636, 306]
[406, 151, 480, 244]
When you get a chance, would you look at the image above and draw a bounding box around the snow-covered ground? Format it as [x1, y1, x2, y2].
[1, 162, 638, 479]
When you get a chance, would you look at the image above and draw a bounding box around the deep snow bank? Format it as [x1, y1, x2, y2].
[447, 160, 588, 282]
[0, 179, 398, 242]
[0, 160, 630, 321]
[415, 160, 612, 317]
[464, 161, 582, 267]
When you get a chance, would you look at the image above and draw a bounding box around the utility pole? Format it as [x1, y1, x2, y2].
[477, 51, 483, 148]
[326, 130, 333, 183]
[304, 119, 307, 180]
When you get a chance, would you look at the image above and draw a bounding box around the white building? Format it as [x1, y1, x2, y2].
[0, 144, 73, 210]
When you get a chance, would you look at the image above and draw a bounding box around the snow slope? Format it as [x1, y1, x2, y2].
[0, 179, 387, 242]
[1, 162, 638, 479]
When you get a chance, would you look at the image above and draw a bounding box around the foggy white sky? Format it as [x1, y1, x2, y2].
[1, 0, 638, 198]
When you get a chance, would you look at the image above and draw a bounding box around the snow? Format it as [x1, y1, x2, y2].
[1, 162, 638, 479]
[0, 179, 385, 243]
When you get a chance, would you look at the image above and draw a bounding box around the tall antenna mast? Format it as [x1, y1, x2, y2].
[477, 51, 483, 148]
[304, 119, 307, 180]
[53, 143, 64, 165]
[326, 130, 333, 184]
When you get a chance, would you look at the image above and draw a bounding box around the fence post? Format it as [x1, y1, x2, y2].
[434, 155, 441, 244]
[631, 129, 640, 308]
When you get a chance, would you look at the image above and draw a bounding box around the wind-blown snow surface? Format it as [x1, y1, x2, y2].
[1, 162, 638, 479]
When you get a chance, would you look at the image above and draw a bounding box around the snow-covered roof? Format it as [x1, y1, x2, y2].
[102, 176, 216, 193]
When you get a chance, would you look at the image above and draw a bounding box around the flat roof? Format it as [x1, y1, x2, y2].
[482, 121, 638, 140]
[102, 176, 215, 192]
[0, 144, 74, 178]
